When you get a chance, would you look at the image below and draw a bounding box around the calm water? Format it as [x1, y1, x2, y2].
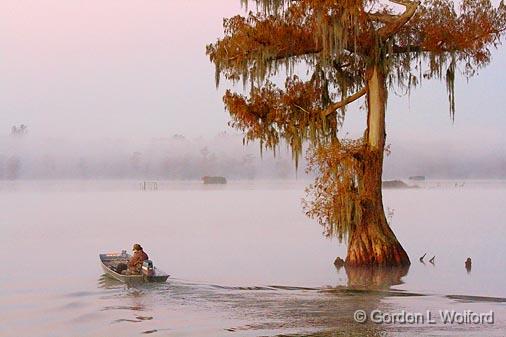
[1, 180, 505, 336]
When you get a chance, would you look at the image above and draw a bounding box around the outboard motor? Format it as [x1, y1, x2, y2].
[142, 260, 155, 276]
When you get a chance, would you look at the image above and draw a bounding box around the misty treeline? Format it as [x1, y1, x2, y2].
[0, 132, 504, 180]
[0, 133, 296, 180]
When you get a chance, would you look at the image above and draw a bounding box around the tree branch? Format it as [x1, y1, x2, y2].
[322, 87, 367, 117]
[378, 0, 420, 38]
[392, 44, 423, 53]
[367, 12, 400, 24]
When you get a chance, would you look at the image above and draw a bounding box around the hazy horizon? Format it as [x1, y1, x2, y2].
[1, 131, 504, 180]
[1, 1, 505, 180]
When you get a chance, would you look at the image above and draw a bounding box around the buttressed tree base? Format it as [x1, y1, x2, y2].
[207, 0, 506, 266]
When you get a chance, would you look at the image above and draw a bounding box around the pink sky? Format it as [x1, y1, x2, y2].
[0, 0, 505, 147]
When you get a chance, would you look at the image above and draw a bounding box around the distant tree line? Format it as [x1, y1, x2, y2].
[0, 134, 294, 180]
[11, 124, 28, 137]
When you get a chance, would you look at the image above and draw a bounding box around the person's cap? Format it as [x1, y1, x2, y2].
[132, 243, 142, 251]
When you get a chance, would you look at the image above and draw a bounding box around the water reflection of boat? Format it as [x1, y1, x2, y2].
[100, 252, 169, 284]
[97, 274, 125, 289]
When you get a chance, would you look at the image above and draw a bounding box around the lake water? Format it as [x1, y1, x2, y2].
[1, 180, 505, 336]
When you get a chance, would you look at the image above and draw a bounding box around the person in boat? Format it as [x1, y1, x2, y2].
[116, 244, 149, 275]
[127, 244, 149, 274]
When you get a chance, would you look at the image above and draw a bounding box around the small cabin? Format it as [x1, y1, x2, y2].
[202, 176, 227, 184]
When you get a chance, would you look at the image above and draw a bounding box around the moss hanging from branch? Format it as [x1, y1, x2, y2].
[303, 140, 366, 242]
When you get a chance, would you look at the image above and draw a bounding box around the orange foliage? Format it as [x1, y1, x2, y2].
[303, 140, 367, 241]
[208, 0, 506, 148]
[395, 0, 506, 71]
[223, 76, 338, 162]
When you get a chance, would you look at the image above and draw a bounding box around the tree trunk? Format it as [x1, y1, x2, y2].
[345, 66, 410, 267]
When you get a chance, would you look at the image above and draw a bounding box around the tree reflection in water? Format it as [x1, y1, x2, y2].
[342, 265, 410, 289]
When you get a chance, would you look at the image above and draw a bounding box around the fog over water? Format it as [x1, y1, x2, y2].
[1, 132, 505, 180]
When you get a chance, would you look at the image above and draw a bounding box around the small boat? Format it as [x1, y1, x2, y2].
[100, 251, 169, 283]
